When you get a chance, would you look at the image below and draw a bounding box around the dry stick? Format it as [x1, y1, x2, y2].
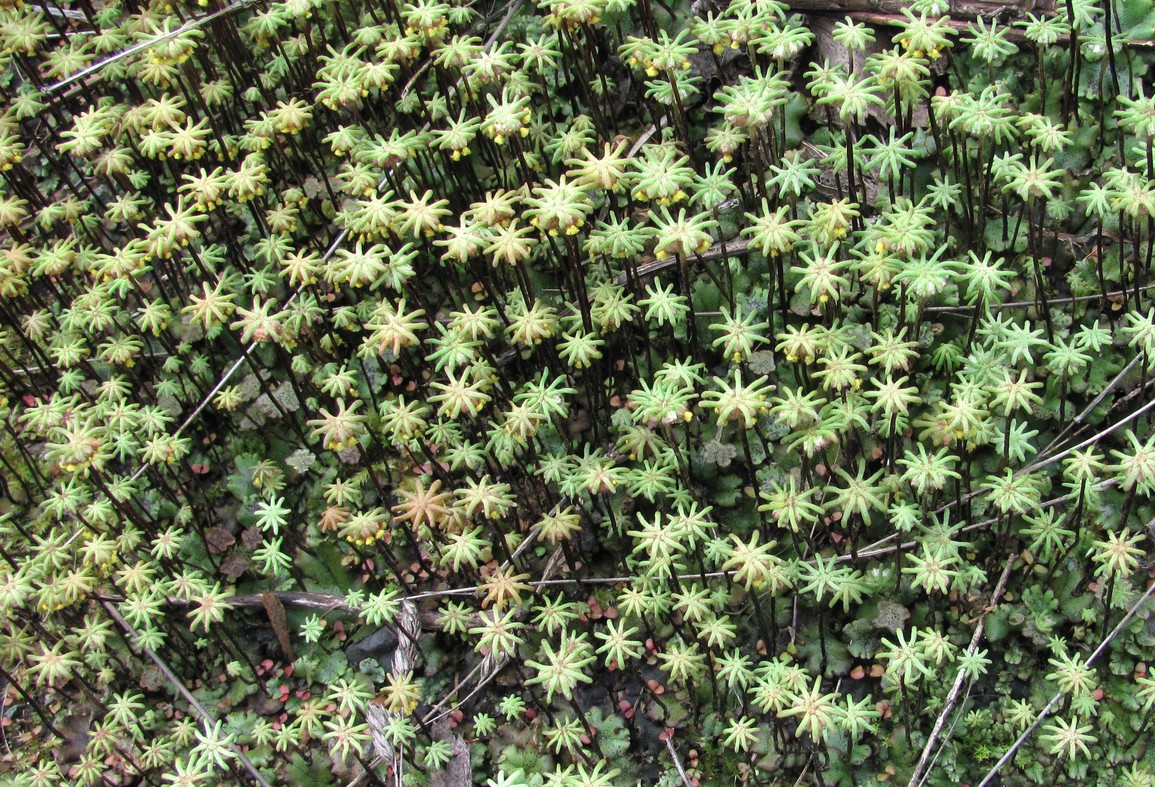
[921, 680, 976, 782]
[975, 578, 1155, 787]
[42, 0, 260, 95]
[1026, 353, 1142, 470]
[907, 553, 1016, 787]
[621, 241, 1153, 313]
[157, 471, 1113, 623]
[152, 465, 1130, 656]
[405, 502, 559, 723]
[347, 512, 559, 786]
[10, 350, 173, 377]
[187, 476, 1111, 616]
[923, 283, 1155, 313]
[840, 9, 1054, 43]
[365, 600, 421, 785]
[853, 479, 1119, 565]
[350, 591, 551, 786]
[664, 735, 695, 787]
[417, 543, 566, 729]
[100, 601, 274, 787]
[37, 3, 88, 21]
[791, 757, 813, 787]
[421, 657, 491, 725]
[894, 360, 1155, 533]
[841, 366, 1155, 562]
[1024, 379, 1155, 474]
[780, 0, 1039, 19]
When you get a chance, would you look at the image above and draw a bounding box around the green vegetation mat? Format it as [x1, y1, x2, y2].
[2, 0, 1155, 783]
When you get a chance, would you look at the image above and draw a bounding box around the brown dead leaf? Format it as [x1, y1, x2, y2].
[204, 527, 235, 554]
[218, 554, 249, 579]
[241, 527, 263, 550]
[262, 592, 294, 662]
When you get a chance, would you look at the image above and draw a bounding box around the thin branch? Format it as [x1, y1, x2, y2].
[908, 553, 1017, 787]
[855, 479, 1119, 563]
[917, 366, 1152, 527]
[145, 477, 1115, 620]
[421, 657, 491, 726]
[127, 351, 253, 483]
[100, 601, 274, 787]
[43, 0, 260, 94]
[783, 0, 1050, 20]
[38, 3, 88, 21]
[1023, 363, 1155, 474]
[1029, 353, 1144, 467]
[849, 10, 1057, 42]
[924, 284, 1155, 313]
[976, 578, 1155, 787]
[664, 735, 694, 787]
